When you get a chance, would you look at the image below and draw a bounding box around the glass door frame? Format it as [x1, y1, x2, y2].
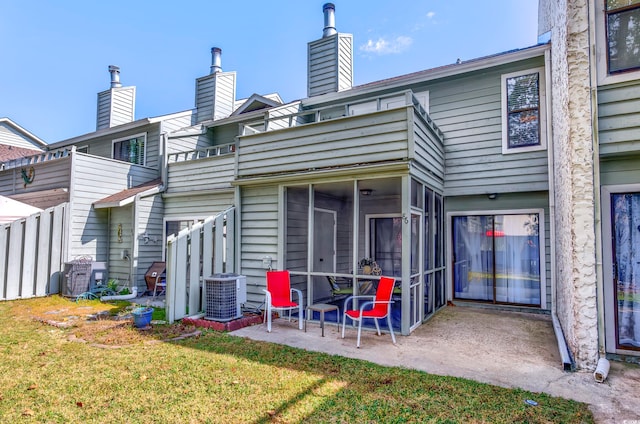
[602, 184, 640, 356]
[446, 208, 547, 308]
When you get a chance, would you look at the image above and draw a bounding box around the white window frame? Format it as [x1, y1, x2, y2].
[112, 132, 147, 166]
[501, 67, 547, 155]
[76, 145, 89, 154]
[595, 0, 640, 85]
[446, 208, 547, 309]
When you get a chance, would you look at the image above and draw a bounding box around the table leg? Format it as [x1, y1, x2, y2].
[320, 310, 325, 337]
[304, 308, 308, 332]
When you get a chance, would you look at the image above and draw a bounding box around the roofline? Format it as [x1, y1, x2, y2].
[93, 183, 162, 209]
[0, 118, 47, 147]
[199, 107, 273, 129]
[231, 93, 282, 116]
[47, 109, 193, 148]
[304, 43, 551, 106]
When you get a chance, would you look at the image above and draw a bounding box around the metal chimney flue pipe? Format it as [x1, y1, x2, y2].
[108, 65, 121, 88]
[210, 47, 222, 74]
[322, 3, 337, 37]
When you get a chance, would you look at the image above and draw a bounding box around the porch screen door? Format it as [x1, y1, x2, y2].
[313, 209, 336, 302]
[612, 194, 640, 349]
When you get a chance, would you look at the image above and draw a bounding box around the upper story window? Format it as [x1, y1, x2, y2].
[606, 0, 640, 74]
[112, 133, 146, 165]
[501, 67, 547, 154]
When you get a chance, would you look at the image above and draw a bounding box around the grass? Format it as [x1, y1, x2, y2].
[0, 296, 593, 423]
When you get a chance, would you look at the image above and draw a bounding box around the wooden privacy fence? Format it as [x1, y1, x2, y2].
[165, 207, 235, 323]
[0, 203, 67, 300]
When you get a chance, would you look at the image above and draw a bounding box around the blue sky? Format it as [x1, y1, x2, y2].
[0, 1, 539, 143]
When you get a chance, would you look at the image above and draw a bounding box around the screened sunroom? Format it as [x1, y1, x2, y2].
[282, 176, 445, 335]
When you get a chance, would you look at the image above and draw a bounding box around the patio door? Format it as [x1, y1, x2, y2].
[609, 193, 640, 351]
[452, 213, 542, 306]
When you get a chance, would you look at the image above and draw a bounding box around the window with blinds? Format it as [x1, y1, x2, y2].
[506, 72, 540, 148]
[606, 0, 640, 74]
[501, 68, 546, 154]
[112, 133, 146, 165]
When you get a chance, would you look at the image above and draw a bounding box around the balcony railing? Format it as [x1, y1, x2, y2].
[240, 90, 444, 141]
[0, 147, 74, 171]
[167, 143, 235, 164]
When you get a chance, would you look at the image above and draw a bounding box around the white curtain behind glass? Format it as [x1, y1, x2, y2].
[613, 194, 640, 347]
[494, 215, 540, 305]
[453, 216, 492, 301]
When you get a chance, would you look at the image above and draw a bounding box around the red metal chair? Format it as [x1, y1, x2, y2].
[263, 270, 304, 332]
[341, 276, 397, 348]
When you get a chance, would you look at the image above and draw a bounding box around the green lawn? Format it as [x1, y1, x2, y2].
[0, 297, 593, 423]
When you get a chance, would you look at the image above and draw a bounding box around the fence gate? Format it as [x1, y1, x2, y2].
[165, 207, 235, 323]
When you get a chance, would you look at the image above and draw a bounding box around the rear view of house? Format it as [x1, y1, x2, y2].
[2, 1, 639, 374]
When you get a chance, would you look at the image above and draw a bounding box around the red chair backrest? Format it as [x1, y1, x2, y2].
[266, 271, 291, 303]
[372, 277, 395, 314]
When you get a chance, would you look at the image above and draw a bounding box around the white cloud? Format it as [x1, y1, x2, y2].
[426, 11, 435, 19]
[360, 36, 413, 55]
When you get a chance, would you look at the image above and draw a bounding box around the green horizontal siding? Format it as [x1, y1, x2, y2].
[598, 81, 640, 157]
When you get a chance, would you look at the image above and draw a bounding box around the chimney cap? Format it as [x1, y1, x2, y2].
[108, 65, 122, 88]
[322, 3, 337, 38]
[210, 47, 222, 74]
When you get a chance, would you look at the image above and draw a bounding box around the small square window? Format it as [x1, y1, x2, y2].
[112, 133, 146, 165]
[501, 68, 546, 154]
[606, 0, 640, 74]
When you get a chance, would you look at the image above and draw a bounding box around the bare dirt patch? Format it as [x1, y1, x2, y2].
[12, 296, 200, 347]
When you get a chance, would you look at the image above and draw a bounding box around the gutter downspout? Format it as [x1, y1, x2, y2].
[161, 130, 169, 190]
[545, 48, 575, 371]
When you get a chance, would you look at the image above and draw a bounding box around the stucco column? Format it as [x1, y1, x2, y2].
[549, 0, 599, 369]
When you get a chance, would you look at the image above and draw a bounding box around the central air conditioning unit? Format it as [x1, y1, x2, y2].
[204, 273, 247, 322]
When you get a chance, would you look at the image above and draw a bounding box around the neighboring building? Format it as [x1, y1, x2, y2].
[2, 1, 638, 371]
[0, 117, 46, 162]
[0, 66, 194, 287]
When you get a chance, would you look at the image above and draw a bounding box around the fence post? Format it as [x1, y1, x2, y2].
[0, 225, 7, 300]
[20, 215, 38, 298]
[166, 235, 176, 323]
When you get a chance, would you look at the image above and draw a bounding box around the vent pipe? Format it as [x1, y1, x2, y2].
[108, 65, 122, 88]
[210, 47, 222, 74]
[322, 3, 337, 37]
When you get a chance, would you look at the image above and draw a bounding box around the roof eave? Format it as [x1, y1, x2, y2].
[0, 118, 47, 147]
[304, 43, 551, 107]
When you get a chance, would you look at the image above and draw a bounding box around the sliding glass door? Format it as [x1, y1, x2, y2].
[611, 193, 640, 350]
[452, 213, 541, 306]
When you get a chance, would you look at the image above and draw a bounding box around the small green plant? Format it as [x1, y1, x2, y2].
[106, 279, 119, 292]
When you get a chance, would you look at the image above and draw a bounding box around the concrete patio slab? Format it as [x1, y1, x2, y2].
[231, 306, 640, 423]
